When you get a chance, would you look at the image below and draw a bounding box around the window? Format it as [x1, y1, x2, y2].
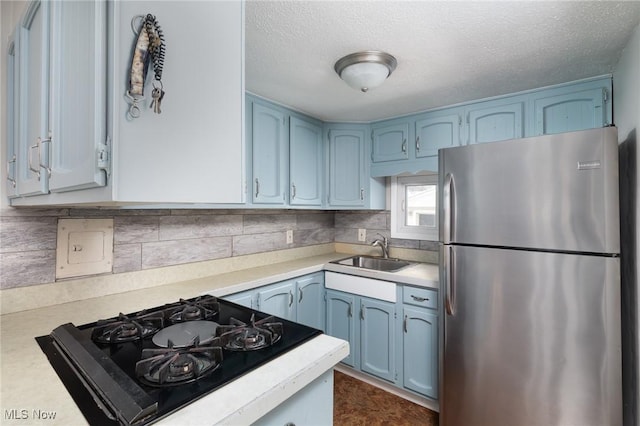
[390, 174, 438, 241]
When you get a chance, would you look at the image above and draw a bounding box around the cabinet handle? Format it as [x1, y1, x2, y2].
[416, 136, 420, 152]
[360, 306, 364, 320]
[255, 178, 259, 198]
[401, 138, 407, 153]
[298, 287, 303, 303]
[6, 155, 16, 188]
[348, 302, 352, 318]
[360, 188, 364, 201]
[28, 140, 41, 179]
[291, 183, 296, 199]
[403, 315, 408, 333]
[41, 133, 52, 178]
[411, 295, 428, 302]
[289, 290, 293, 307]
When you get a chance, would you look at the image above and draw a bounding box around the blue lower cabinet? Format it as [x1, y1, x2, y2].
[295, 272, 326, 331]
[402, 306, 438, 399]
[326, 290, 357, 367]
[360, 298, 396, 382]
[224, 290, 255, 309]
[257, 280, 296, 321]
[224, 273, 326, 329]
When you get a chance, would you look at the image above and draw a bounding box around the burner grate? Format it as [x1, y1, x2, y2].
[217, 314, 283, 351]
[91, 311, 165, 344]
[164, 295, 220, 324]
[135, 337, 223, 387]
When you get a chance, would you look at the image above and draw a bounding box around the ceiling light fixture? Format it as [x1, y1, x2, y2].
[334, 51, 397, 93]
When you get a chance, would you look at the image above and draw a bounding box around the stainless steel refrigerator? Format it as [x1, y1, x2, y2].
[438, 127, 622, 426]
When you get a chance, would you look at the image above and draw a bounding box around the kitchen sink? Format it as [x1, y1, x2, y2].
[331, 255, 413, 272]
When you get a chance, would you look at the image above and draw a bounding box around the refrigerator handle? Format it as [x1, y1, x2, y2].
[443, 173, 455, 243]
[445, 246, 456, 316]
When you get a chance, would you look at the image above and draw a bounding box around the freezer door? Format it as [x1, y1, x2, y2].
[439, 127, 620, 254]
[441, 245, 621, 426]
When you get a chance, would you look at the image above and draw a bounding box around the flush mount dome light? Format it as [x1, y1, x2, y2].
[334, 51, 397, 93]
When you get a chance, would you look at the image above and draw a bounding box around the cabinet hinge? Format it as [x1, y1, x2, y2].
[458, 115, 462, 126]
[97, 138, 111, 177]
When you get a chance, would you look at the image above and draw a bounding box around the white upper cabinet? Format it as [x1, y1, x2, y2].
[17, 0, 50, 197]
[48, 0, 107, 193]
[110, 1, 244, 205]
[9, 0, 245, 206]
[6, 29, 19, 198]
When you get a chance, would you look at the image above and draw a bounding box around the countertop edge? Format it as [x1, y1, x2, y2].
[156, 335, 350, 425]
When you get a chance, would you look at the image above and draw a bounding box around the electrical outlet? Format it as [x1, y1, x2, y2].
[286, 230, 293, 244]
[358, 228, 366, 242]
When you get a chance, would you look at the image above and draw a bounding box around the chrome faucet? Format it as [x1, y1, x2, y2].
[371, 233, 389, 258]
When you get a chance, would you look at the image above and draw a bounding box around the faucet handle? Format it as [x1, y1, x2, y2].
[376, 233, 388, 244]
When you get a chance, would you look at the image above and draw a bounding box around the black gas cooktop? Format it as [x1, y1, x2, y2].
[36, 296, 322, 425]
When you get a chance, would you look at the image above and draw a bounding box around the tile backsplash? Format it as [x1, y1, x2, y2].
[0, 208, 437, 290]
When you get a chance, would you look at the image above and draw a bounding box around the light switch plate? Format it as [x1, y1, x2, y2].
[56, 218, 114, 279]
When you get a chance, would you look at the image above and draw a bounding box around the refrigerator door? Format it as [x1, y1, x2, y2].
[441, 245, 621, 426]
[439, 127, 620, 254]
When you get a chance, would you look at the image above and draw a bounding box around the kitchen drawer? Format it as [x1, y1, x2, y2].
[403, 286, 437, 310]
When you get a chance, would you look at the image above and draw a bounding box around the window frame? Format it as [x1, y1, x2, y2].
[390, 174, 438, 241]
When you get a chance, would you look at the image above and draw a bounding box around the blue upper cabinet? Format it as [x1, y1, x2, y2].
[251, 102, 288, 205]
[371, 120, 411, 162]
[327, 127, 366, 207]
[533, 87, 608, 136]
[415, 110, 462, 157]
[465, 99, 526, 144]
[289, 116, 323, 206]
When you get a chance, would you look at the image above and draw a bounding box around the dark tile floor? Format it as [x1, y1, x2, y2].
[333, 371, 439, 425]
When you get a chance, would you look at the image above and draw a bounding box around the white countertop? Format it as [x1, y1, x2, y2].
[0, 252, 437, 425]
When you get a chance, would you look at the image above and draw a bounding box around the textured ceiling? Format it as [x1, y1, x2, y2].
[246, 1, 640, 122]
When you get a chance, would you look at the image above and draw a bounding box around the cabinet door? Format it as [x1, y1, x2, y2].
[467, 101, 525, 144]
[295, 273, 325, 331]
[17, 0, 50, 196]
[289, 117, 322, 206]
[328, 129, 365, 207]
[48, 0, 106, 193]
[371, 121, 410, 162]
[6, 30, 19, 197]
[415, 113, 461, 158]
[534, 88, 606, 136]
[252, 103, 287, 204]
[257, 281, 295, 321]
[224, 291, 255, 309]
[403, 306, 438, 399]
[360, 297, 396, 382]
[326, 290, 357, 367]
